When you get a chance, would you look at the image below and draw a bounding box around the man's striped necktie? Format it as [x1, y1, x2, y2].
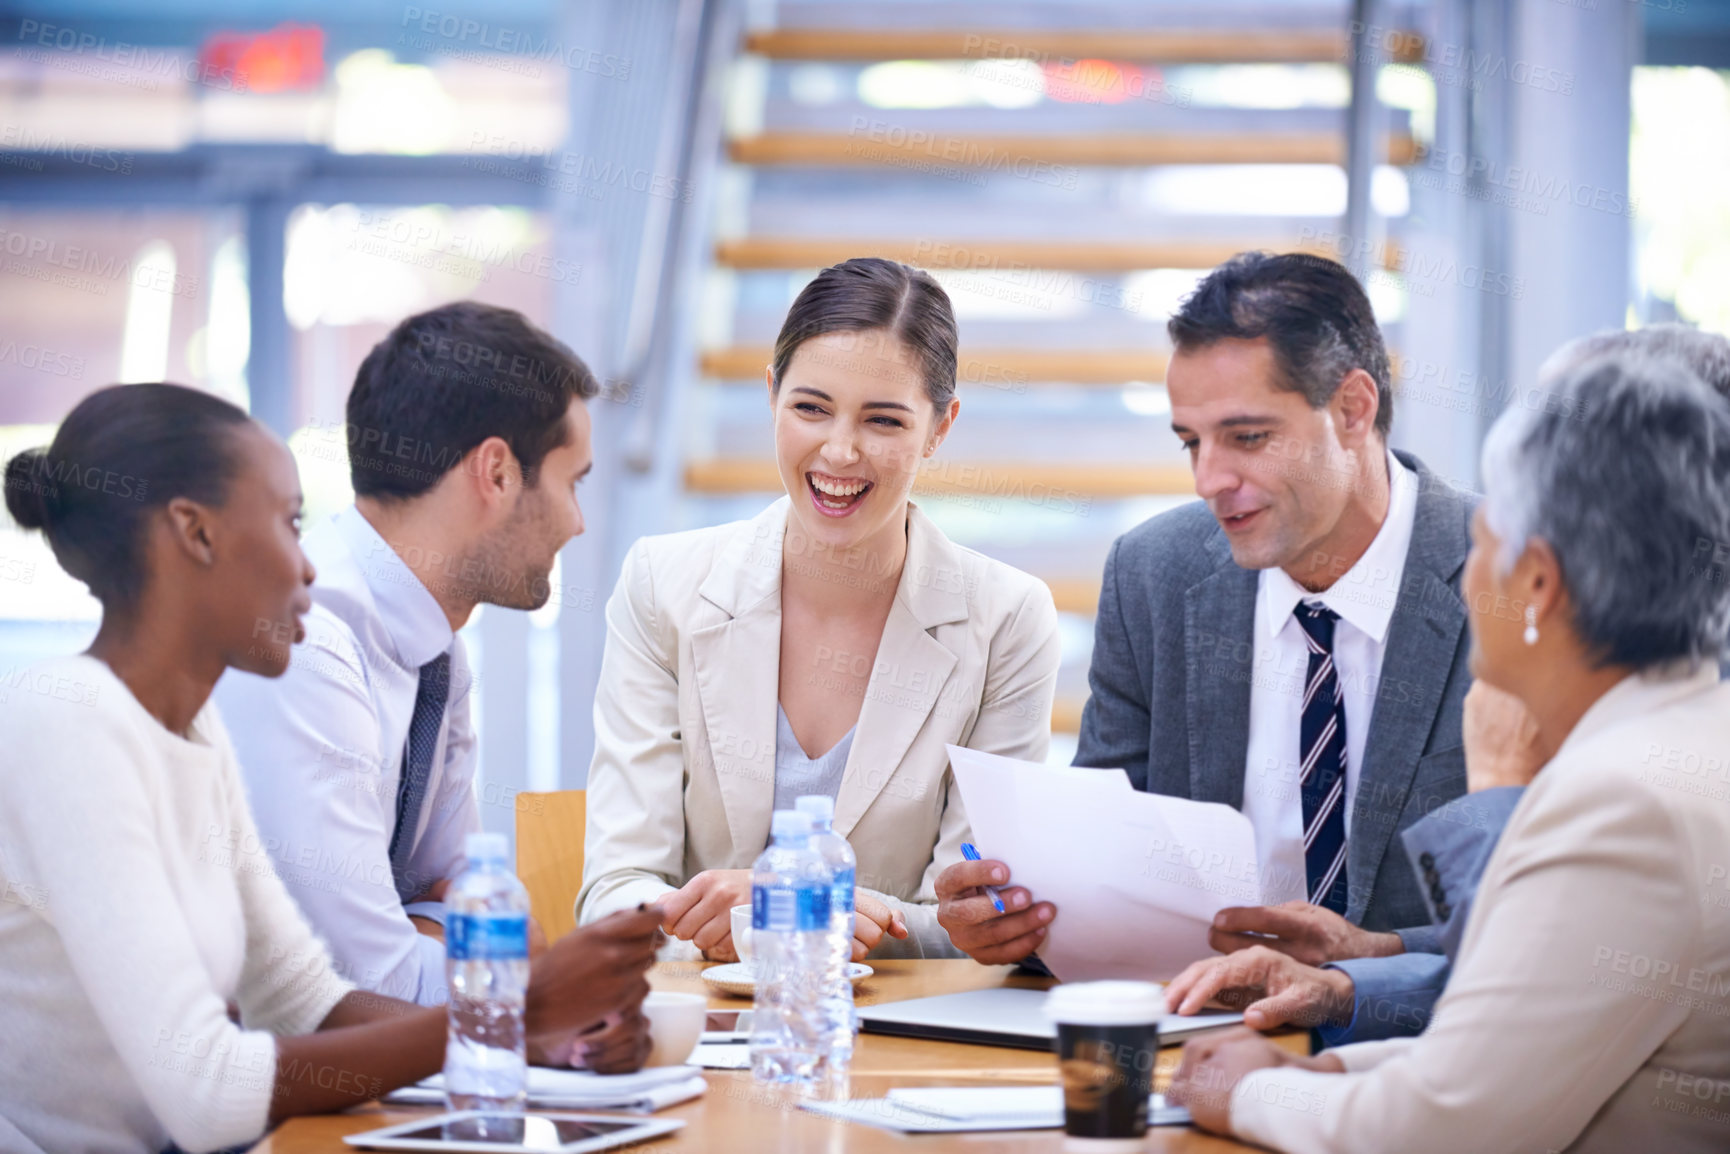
[389, 650, 452, 903]
[1294, 602, 1349, 914]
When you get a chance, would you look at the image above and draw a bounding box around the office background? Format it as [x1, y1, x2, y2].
[2, 0, 1727, 840]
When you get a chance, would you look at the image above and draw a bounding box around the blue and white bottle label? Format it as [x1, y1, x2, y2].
[753, 882, 832, 932]
[446, 912, 529, 961]
[832, 866, 855, 916]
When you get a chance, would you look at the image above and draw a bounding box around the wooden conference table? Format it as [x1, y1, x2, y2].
[252, 959, 1301, 1154]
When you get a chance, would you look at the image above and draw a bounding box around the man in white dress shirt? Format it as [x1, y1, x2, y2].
[218, 301, 600, 1008]
[939, 253, 1476, 970]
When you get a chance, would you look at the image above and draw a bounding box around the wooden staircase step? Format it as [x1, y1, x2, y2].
[729, 132, 1420, 169]
[743, 28, 1426, 66]
[684, 459, 1195, 500]
[715, 237, 1405, 272]
[700, 346, 1169, 384]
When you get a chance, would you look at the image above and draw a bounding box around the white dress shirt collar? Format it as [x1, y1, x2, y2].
[1258, 449, 1417, 645]
[333, 504, 455, 670]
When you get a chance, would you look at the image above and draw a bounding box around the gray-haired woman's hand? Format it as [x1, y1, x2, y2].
[1463, 680, 1546, 792]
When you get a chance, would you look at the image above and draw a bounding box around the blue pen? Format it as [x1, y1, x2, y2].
[960, 842, 1007, 913]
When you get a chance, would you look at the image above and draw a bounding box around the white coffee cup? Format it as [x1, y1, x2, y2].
[729, 903, 754, 964]
[642, 990, 707, 1067]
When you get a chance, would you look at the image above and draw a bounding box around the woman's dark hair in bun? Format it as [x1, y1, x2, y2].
[3, 447, 53, 530]
[3, 383, 253, 609]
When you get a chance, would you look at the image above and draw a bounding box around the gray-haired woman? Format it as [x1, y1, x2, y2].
[1168, 351, 1730, 1154]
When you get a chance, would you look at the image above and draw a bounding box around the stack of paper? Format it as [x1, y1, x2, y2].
[385, 1065, 705, 1112]
[800, 1087, 1191, 1132]
[689, 1042, 751, 1069]
[947, 745, 1265, 981]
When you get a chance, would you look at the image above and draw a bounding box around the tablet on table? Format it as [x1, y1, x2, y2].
[342, 1110, 684, 1153]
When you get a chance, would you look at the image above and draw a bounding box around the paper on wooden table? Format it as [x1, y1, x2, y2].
[886, 1086, 1191, 1125]
[386, 1065, 704, 1111]
[802, 1088, 1192, 1132]
[947, 745, 1263, 981]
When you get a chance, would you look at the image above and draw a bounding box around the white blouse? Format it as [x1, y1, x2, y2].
[0, 656, 353, 1154]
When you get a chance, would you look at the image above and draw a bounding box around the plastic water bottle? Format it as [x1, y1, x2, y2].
[795, 795, 857, 1090]
[444, 832, 530, 1119]
[749, 809, 832, 1089]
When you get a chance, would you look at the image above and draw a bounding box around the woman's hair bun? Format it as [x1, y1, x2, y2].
[4, 447, 54, 531]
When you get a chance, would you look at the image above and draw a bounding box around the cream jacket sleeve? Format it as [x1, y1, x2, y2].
[1229, 759, 1704, 1154]
[578, 538, 687, 923]
[868, 579, 1059, 956]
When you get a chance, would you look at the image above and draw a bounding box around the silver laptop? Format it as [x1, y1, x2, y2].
[858, 987, 1243, 1051]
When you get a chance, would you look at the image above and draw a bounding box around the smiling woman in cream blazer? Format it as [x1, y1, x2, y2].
[577, 259, 1060, 959]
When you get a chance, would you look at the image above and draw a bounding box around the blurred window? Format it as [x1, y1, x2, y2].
[283, 202, 561, 527]
[0, 209, 241, 629]
[1631, 67, 1730, 332]
[0, 21, 566, 154]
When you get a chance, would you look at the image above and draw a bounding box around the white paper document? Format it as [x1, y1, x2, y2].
[800, 1087, 1190, 1132]
[948, 745, 1264, 981]
[385, 1065, 705, 1112]
[689, 1042, 752, 1069]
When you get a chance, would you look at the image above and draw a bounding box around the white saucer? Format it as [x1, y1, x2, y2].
[700, 961, 874, 997]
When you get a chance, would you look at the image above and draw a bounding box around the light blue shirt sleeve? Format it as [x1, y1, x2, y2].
[1313, 789, 1526, 1049]
[1318, 951, 1452, 1046]
[217, 616, 462, 1007]
[1401, 786, 1524, 961]
[1387, 791, 1521, 958]
[1393, 922, 1444, 955]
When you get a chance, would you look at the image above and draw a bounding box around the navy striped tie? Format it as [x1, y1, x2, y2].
[389, 650, 451, 902]
[1294, 604, 1349, 914]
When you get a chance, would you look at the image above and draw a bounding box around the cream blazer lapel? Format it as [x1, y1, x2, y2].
[688, 499, 973, 848]
[833, 504, 970, 838]
[689, 502, 785, 860]
[578, 492, 1061, 955]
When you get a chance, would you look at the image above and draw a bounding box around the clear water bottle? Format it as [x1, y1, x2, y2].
[795, 795, 857, 1091]
[444, 832, 530, 1119]
[749, 809, 832, 1089]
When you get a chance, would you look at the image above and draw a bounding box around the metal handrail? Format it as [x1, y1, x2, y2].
[1343, 0, 1385, 283]
[618, 0, 735, 473]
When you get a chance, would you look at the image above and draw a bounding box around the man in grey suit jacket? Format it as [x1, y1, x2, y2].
[1160, 323, 1730, 1039]
[1071, 453, 1474, 945]
[938, 251, 1474, 967]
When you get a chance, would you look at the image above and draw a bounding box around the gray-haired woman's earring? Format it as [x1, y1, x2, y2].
[1523, 605, 1539, 646]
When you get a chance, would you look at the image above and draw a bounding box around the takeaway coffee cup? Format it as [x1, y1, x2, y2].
[1043, 981, 1166, 1152]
